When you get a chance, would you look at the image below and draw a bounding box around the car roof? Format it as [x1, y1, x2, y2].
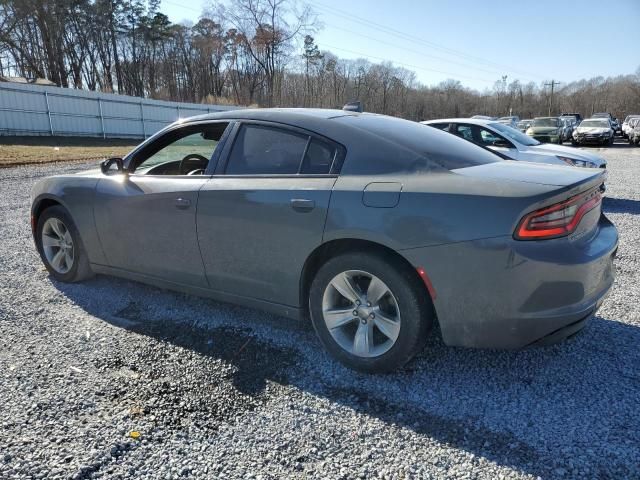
[172, 109, 502, 173]
[422, 118, 494, 126]
[182, 107, 360, 124]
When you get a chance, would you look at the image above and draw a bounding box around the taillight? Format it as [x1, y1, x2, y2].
[515, 187, 602, 240]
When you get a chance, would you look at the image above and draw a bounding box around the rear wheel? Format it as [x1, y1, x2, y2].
[309, 252, 432, 373]
[36, 205, 93, 282]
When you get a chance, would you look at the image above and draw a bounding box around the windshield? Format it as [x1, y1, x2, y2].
[579, 120, 609, 128]
[532, 118, 558, 127]
[489, 122, 540, 146]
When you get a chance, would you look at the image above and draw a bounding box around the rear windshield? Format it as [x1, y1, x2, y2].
[532, 118, 558, 127]
[580, 120, 609, 128]
[336, 115, 499, 173]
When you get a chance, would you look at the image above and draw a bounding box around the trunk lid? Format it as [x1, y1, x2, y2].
[454, 160, 604, 189]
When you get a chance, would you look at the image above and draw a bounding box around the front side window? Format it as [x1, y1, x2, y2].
[132, 123, 228, 175]
[479, 128, 502, 145]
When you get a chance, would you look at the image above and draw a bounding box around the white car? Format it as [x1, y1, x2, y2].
[622, 115, 640, 138]
[572, 118, 615, 147]
[422, 118, 607, 168]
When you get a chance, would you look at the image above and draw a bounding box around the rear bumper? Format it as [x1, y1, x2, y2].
[401, 215, 618, 349]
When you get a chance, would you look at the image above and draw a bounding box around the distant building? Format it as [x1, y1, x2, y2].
[0, 76, 56, 86]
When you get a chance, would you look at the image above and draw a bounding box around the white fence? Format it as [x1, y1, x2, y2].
[0, 82, 242, 139]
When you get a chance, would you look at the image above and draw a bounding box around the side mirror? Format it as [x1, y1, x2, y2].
[492, 139, 511, 148]
[100, 157, 125, 175]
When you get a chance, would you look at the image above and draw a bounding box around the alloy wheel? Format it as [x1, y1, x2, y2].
[41, 217, 74, 274]
[321, 270, 401, 358]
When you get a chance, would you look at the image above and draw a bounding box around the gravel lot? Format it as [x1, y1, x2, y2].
[1, 141, 639, 479]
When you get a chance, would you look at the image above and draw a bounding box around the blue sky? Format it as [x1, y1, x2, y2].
[161, 0, 640, 91]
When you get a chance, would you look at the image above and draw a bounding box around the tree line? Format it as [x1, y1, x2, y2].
[1, 0, 639, 121]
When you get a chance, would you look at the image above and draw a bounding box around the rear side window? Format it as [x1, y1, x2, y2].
[300, 138, 336, 174]
[226, 124, 308, 175]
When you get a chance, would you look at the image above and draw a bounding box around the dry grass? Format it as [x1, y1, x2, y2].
[0, 137, 140, 168]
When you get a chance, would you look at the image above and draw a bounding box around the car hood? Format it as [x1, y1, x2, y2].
[529, 144, 606, 166]
[75, 168, 103, 176]
[528, 127, 559, 134]
[575, 127, 610, 134]
[454, 160, 604, 187]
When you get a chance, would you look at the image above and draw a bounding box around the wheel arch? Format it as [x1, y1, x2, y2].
[31, 195, 66, 235]
[299, 238, 437, 321]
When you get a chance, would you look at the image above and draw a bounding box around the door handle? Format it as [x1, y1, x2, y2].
[290, 198, 315, 212]
[174, 197, 191, 209]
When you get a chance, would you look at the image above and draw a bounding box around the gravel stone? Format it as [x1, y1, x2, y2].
[0, 142, 639, 479]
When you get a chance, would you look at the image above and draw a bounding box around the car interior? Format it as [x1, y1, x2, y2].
[131, 122, 229, 175]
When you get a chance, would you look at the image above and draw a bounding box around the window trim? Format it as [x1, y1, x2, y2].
[125, 120, 233, 177]
[215, 120, 345, 178]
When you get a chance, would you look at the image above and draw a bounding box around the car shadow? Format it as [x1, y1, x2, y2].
[53, 277, 640, 479]
[603, 196, 640, 215]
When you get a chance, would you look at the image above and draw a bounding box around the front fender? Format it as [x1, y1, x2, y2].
[31, 175, 106, 265]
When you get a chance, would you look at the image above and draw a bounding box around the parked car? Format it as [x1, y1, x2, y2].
[561, 112, 583, 123]
[526, 117, 565, 144]
[471, 115, 498, 120]
[622, 115, 640, 138]
[422, 118, 606, 168]
[611, 118, 622, 136]
[30, 108, 617, 373]
[591, 112, 613, 121]
[560, 118, 574, 142]
[497, 116, 520, 128]
[629, 120, 640, 146]
[572, 118, 615, 146]
[516, 119, 532, 133]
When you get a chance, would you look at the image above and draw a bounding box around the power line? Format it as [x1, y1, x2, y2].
[312, 2, 545, 82]
[320, 43, 496, 84]
[325, 23, 529, 82]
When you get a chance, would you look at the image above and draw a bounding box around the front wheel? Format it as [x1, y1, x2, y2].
[309, 252, 432, 373]
[36, 205, 93, 282]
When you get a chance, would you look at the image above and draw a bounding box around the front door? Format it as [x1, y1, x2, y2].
[197, 122, 342, 307]
[94, 122, 230, 287]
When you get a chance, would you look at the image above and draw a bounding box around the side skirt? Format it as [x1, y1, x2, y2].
[90, 264, 303, 321]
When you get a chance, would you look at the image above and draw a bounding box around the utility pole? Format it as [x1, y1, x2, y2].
[544, 80, 562, 116]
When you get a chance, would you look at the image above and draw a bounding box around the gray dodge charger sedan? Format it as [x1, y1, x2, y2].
[31, 109, 618, 372]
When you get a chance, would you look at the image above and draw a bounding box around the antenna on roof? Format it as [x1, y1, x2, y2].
[343, 101, 363, 113]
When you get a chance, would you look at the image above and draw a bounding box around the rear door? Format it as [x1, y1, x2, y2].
[197, 122, 343, 307]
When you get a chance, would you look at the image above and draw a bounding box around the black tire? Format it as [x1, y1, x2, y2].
[608, 136, 614, 146]
[35, 205, 93, 283]
[309, 251, 433, 373]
